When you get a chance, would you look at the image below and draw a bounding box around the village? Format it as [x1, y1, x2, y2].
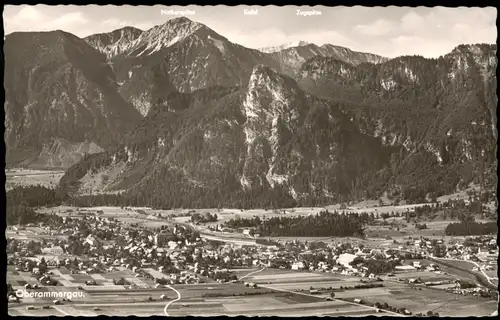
[6, 205, 498, 317]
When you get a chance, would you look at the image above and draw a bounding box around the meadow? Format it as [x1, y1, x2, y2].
[5, 168, 65, 191]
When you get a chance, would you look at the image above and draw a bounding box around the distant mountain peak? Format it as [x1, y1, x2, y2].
[110, 26, 143, 34]
[259, 41, 311, 53]
[153, 16, 204, 35]
[167, 16, 195, 24]
[84, 27, 143, 59]
[126, 17, 210, 57]
[85, 17, 211, 59]
[449, 43, 497, 56]
[85, 26, 143, 43]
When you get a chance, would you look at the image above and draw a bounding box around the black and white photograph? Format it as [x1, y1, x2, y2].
[4, 4, 498, 317]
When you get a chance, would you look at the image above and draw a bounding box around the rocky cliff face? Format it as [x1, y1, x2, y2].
[239, 65, 308, 191]
[61, 66, 392, 207]
[59, 34, 496, 206]
[84, 26, 143, 59]
[298, 43, 497, 198]
[4, 30, 141, 168]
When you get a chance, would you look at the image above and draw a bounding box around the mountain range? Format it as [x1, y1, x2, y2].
[4, 17, 497, 208]
[259, 41, 311, 53]
[4, 30, 141, 168]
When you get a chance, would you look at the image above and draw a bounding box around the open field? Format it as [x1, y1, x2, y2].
[442, 259, 479, 270]
[484, 270, 498, 280]
[365, 219, 448, 238]
[5, 168, 65, 191]
[169, 207, 327, 227]
[436, 183, 482, 203]
[15, 298, 380, 317]
[349, 285, 497, 316]
[429, 258, 498, 289]
[7, 266, 153, 292]
[434, 258, 498, 282]
[327, 203, 432, 214]
[243, 268, 498, 316]
[8, 263, 410, 317]
[365, 218, 495, 238]
[8, 280, 382, 317]
[6, 227, 70, 242]
[341, 183, 493, 210]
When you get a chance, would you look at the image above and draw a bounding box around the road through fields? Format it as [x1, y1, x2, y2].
[164, 285, 181, 316]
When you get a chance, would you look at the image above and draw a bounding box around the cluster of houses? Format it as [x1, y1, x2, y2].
[6, 210, 499, 299]
[445, 284, 498, 298]
[395, 236, 498, 264]
[442, 237, 498, 261]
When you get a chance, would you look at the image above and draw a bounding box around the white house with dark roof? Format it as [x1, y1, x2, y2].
[42, 246, 64, 256]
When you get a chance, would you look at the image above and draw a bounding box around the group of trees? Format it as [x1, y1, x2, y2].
[210, 270, 238, 282]
[190, 212, 218, 224]
[6, 185, 68, 226]
[458, 280, 477, 289]
[255, 238, 280, 246]
[350, 257, 400, 275]
[415, 223, 428, 230]
[6, 205, 39, 225]
[401, 197, 494, 223]
[202, 290, 274, 298]
[339, 283, 384, 290]
[58, 155, 496, 213]
[225, 210, 365, 237]
[445, 221, 497, 236]
[7, 185, 67, 207]
[224, 216, 261, 229]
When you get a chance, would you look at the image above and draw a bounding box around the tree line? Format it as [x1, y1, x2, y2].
[224, 210, 365, 237]
[6, 185, 67, 225]
[445, 221, 497, 236]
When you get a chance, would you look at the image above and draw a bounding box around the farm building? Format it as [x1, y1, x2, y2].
[84, 235, 100, 246]
[291, 261, 305, 270]
[42, 246, 64, 256]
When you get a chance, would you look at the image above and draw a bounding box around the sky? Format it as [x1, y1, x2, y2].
[3, 5, 497, 58]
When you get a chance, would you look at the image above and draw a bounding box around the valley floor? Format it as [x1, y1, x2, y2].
[5, 168, 65, 191]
